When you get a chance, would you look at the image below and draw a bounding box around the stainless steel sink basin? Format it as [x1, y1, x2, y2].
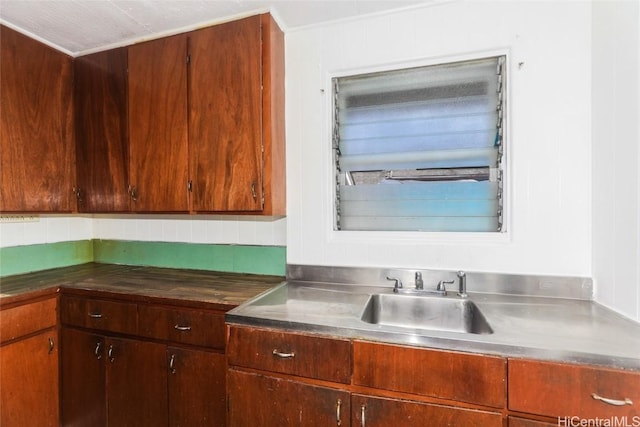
[360, 293, 493, 335]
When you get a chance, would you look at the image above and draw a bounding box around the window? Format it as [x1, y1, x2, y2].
[332, 56, 506, 232]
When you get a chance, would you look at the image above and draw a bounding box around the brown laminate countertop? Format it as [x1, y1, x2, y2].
[0, 263, 285, 310]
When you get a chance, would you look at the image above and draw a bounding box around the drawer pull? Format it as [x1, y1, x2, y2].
[88, 313, 103, 319]
[592, 393, 633, 406]
[336, 399, 342, 426]
[272, 349, 295, 359]
[174, 325, 192, 332]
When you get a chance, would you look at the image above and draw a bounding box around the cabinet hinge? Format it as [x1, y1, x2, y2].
[187, 180, 193, 192]
[186, 54, 191, 65]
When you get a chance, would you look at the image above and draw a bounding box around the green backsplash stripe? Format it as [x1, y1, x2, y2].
[0, 240, 94, 277]
[93, 240, 286, 276]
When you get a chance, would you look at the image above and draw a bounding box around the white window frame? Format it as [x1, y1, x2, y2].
[325, 50, 512, 245]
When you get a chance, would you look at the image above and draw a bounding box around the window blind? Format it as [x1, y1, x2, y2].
[333, 56, 505, 232]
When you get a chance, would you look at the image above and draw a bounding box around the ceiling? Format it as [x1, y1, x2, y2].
[0, 0, 430, 56]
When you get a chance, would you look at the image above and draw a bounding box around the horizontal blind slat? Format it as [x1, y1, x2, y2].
[340, 147, 498, 171]
[339, 182, 498, 201]
[339, 216, 499, 232]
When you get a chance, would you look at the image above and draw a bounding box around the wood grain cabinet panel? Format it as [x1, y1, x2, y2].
[168, 347, 226, 427]
[227, 325, 352, 383]
[128, 34, 189, 212]
[61, 328, 106, 427]
[509, 417, 558, 427]
[189, 15, 262, 212]
[138, 304, 225, 348]
[0, 296, 57, 343]
[74, 47, 129, 212]
[60, 295, 138, 335]
[0, 25, 75, 212]
[105, 337, 168, 427]
[509, 358, 640, 419]
[353, 340, 507, 408]
[352, 394, 503, 427]
[188, 13, 285, 215]
[0, 330, 59, 426]
[228, 368, 350, 427]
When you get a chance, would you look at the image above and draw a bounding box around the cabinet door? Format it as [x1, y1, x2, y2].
[105, 337, 168, 427]
[75, 47, 130, 212]
[168, 347, 226, 427]
[0, 330, 59, 426]
[0, 25, 75, 212]
[509, 417, 557, 427]
[228, 369, 350, 427]
[189, 16, 263, 212]
[61, 328, 106, 427]
[128, 34, 189, 212]
[352, 394, 503, 427]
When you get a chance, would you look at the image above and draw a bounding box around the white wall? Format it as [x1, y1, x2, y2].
[286, 1, 593, 276]
[0, 216, 287, 248]
[0, 216, 92, 248]
[591, 0, 640, 321]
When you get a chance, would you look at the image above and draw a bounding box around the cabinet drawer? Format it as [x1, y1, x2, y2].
[60, 295, 137, 335]
[227, 326, 352, 383]
[352, 394, 503, 427]
[353, 341, 506, 408]
[509, 358, 640, 419]
[138, 305, 225, 349]
[0, 297, 57, 343]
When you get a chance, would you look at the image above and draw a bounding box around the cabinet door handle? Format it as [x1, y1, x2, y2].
[88, 312, 102, 319]
[272, 349, 295, 359]
[94, 342, 102, 360]
[592, 393, 633, 406]
[169, 354, 176, 374]
[251, 182, 257, 201]
[360, 404, 366, 427]
[108, 345, 115, 363]
[174, 325, 191, 332]
[128, 185, 137, 202]
[72, 187, 83, 202]
[48, 337, 55, 354]
[335, 399, 342, 426]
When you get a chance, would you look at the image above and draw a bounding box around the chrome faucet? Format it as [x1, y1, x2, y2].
[415, 272, 423, 290]
[387, 276, 403, 293]
[457, 271, 468, 298]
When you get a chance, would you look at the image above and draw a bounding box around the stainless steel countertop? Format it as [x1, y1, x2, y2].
[227, 279, 640, 371]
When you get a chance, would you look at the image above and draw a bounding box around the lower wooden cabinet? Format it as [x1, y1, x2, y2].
[60, 293, 228, 427]
[0, 295, 59, 427]
[226, 326, 508, 427]
[0, 329, 59, 427]
[352, 394, 503, 427]
[227, 369, 350, 426]
[61, 329, 168, 427]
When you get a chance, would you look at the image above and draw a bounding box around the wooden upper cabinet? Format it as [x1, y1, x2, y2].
[0, 25, 75, 212]
[75, 48, 130, 212]
[128, 34, 189, 212]
[189, 14, 285, 214]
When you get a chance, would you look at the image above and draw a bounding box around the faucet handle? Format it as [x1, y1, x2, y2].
[437, 279, 454, 293]
[386, 276, 403, 293]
